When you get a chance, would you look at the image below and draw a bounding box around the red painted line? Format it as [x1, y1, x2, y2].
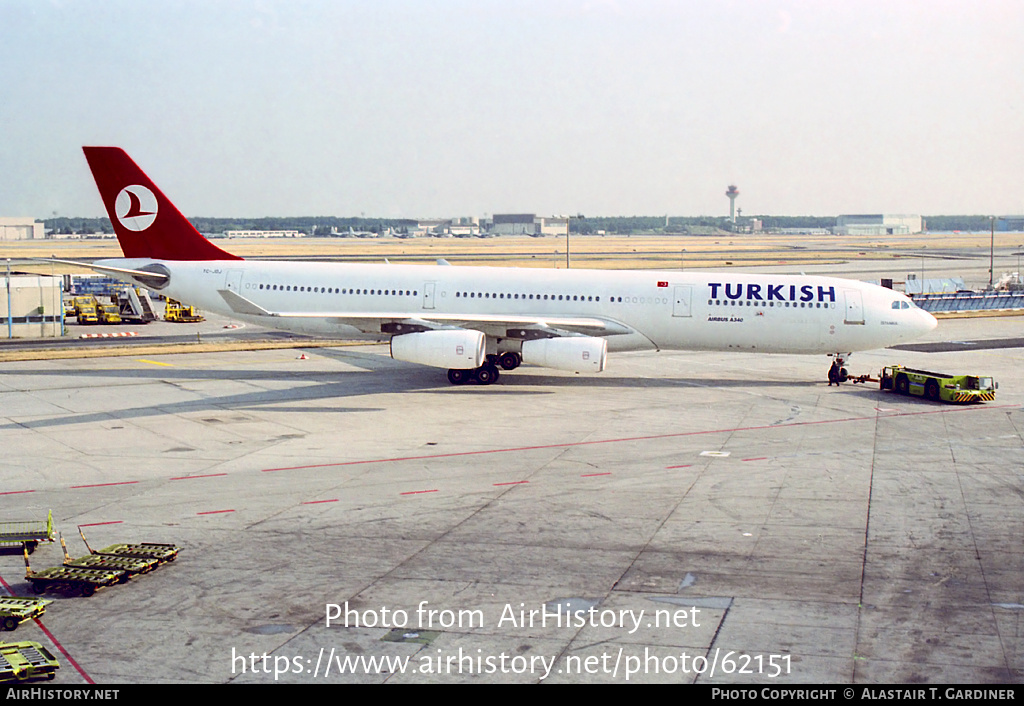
[0, 489, 34, 495]
[0, 574, 94, 684]
[742, 457, 768, 462]
[493, 481, 529, 486]
[197, 509, 235, 515]
[79, 521, 123, 527]
[665, 465, 692, 469]
[255, 404, 1013, 475]
[71, 481, 140, 489]
[33, 617, 95, 684]
[171, 473, 228, 481]
[302, 499, 339, 504]
[581, 472, 613, 477]
[400, 489, 439, 496]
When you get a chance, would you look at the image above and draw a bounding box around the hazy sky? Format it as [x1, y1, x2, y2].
[2, 0, 1022, 219]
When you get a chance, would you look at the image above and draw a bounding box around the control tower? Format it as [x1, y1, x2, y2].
[726, 185, 739, 223]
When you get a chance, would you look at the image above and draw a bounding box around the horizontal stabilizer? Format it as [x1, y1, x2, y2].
[31, 258, 169, 283]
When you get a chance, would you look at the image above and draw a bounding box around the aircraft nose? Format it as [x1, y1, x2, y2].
[918, 308, 938, 334]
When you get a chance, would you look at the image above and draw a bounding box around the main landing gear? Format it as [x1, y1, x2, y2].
[447, 352, 521, 385]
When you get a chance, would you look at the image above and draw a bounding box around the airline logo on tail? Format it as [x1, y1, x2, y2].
[115, 185, 158, 231]
[82, 146, 242, 261]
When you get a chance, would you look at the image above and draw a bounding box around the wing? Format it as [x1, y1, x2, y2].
[216, 289, 636, 338]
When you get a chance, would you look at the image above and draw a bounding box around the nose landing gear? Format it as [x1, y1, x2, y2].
[827, 353, 875, 386]
[827, 355, 849, 386]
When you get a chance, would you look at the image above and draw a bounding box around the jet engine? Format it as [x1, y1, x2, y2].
[521, 336, 607, 373]
[390, 329, 486, 370]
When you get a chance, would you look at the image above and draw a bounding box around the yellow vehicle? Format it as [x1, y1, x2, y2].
[880, 365, 997, 403]
[165, 299, 204, 323]
[72, 296, 99, 324]
[97, 302, 122, 324]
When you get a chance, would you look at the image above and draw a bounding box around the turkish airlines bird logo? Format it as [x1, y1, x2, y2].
[114, 185, 158, 231]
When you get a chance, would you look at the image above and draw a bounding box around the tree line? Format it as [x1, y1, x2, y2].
[43, 214, 1002, 236]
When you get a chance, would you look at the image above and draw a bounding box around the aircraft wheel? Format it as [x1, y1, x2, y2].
[925, 379, 940, 401]
[895, 374, 910, 395]
[498, 352, 521, 371]
[474, 364, 500, 385]
[447, 369, 470, 385]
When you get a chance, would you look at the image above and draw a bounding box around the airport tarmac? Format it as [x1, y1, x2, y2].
[1, 315, 1022, 684]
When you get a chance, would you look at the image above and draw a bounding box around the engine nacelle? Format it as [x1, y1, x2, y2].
[521, 336, 607, 373]
[390, 329, 486, 369]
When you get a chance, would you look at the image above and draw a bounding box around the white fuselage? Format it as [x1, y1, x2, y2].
[98, 258, 937, 358]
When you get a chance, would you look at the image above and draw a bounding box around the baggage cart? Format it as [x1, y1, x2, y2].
[0, 511, 55, 553]
[0, 597, 52, 632]
[24, 548, 125, 597]
[0, 641, 59, 682]
[79, 527, 179, 564]
[61, 534, 158, 577]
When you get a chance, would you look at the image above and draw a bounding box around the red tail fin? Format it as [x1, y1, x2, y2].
[83, 147, 242, 261]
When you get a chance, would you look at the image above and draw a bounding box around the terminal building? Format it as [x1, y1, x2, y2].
[833, 214, 922, 235]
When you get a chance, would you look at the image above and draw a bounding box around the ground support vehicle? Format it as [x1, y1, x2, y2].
[96, 301, 122, 324]
[79, 527, 179, 564]
[0, 641, 59, 682]
[0, 598, 52, 632]
[164, 298, 204, 323]
[116, 286, 158, 323]
[880, 365, 997, 403]
[60, 535, 157, 577]
[0, 511, 55, 554]
[24, 549, 125, 597]
[71, 296, 99, 324]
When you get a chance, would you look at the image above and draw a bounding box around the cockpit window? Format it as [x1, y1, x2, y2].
[892, 300, 912, 310]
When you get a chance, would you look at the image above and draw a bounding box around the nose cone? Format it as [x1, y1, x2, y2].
[916, 308, 938, 336]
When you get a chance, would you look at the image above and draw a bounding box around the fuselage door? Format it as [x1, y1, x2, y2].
[844, 290, 865, 325]
[225, 269, 243, 292]
[672, 285, 693, 317]
[423, 282, 436, 310]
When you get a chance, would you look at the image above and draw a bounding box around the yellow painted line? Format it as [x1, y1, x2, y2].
[136, 359, 174, 367]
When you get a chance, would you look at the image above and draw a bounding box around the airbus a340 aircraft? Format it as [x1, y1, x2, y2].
[66, 147, 936, 385]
